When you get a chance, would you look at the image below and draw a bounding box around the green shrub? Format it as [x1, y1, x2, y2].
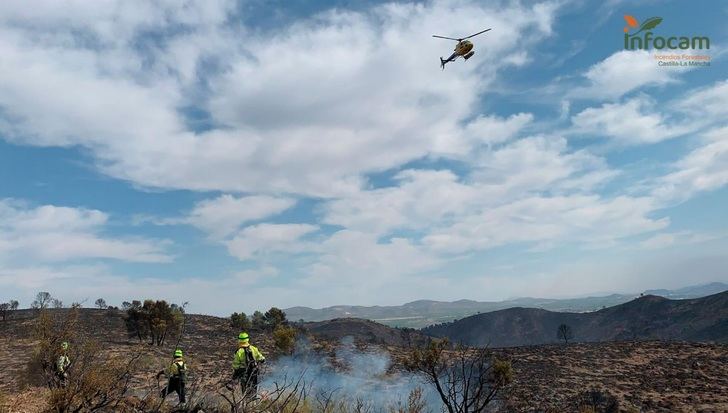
[231, 312, 251, 330]
[273, 324, 297, 354]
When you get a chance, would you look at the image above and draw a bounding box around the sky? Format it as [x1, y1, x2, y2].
[1, 0, 727, 315]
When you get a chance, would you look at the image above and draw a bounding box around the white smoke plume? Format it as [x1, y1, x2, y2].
[261, 336, 440, 410]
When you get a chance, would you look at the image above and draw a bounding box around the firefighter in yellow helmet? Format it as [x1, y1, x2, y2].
[232, 332, 265, 399]
[157, 349, 187, 404]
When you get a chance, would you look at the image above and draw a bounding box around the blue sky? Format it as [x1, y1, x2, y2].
[1, 0, 727, 315]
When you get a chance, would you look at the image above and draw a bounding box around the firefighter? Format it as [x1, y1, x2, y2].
[56, 341, 71, 385]
[232, 332, 265, 399]
[157, 349, 187, 404]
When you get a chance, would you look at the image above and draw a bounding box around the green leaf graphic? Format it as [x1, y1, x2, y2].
[639, 17, 663, 31]
[629, 16, 663, 37]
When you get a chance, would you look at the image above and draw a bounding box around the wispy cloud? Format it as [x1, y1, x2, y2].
[0, 200, 172, 263]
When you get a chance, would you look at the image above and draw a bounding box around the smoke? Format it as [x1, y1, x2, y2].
[261, 336, 439, 409]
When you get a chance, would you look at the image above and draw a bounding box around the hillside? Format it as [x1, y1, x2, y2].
[1, 308, 727, 412]
[303, 318, 429, 346]
[285, 282, 728, 328]
[0, 309, 422, 396]
[422, 291, 728, 347]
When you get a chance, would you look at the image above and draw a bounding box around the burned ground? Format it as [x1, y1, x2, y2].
[1, 309, 726, 412]
[493, 341, 728, 412]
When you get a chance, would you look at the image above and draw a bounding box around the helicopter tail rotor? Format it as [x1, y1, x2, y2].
[440, 57, 446, 70]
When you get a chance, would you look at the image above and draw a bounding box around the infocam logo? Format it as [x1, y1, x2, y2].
[623, 15, 710, 50]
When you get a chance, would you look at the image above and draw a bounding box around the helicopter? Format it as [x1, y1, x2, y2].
[432, 28, 491, 70]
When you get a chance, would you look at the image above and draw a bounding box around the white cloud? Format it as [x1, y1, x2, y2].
[654, 125, 728, 203]
[574, 50, 689, 100]
[0, 0, 232, 29]
[320, 132, 635, 260]
[638, 231, 719, 250]
[185, 195, 296, 239]
[309, 230, 439, 279]
[232, 266, 279, 285]
[323, 169, 478, 235]
[299, 230, 443, 304]
[293, 130, 662, 299]
[570, 97, 693, 145]
[324, 135, 616, 237]
[0, 0, 559, 197]
[0, 200, 171, 263]
[422, 195, 667, 253]
[640, 233, 676, 250]
[461, 113, 534, 148]
[674, 79, 728, 118]
[225, 223, 318, 261]
[0, 265, 111, 291]
[471, 135, 612, 193]
[322, 133, 650, 259]
[647, 81, 728, 202]
[1, 202, 106, 232]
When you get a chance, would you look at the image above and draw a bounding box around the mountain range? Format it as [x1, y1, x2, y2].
[285, 282, 728, 328]
[421, 291, 728, 347]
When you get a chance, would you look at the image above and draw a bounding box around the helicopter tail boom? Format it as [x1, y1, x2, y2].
[440, 52, 458, 70]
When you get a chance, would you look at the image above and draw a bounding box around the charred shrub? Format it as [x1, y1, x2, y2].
[575, 387, 620, 413]
[406, 339, 513, 413]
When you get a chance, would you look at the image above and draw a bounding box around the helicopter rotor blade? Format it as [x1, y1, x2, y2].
[462, 28, 492, 40]
[432, 35, 461, 41]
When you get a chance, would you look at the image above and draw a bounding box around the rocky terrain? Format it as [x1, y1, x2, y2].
[1, 308, 727, 412]
[422, 292, 728, 347]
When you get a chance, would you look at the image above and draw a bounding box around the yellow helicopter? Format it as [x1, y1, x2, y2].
[433, 28, 491, 70]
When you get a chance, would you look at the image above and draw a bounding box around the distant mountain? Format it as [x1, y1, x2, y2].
[285, 282, 727, 328]
[644, 282, 728, 299]
[421, 291, 728, 347]
[285, 295, 637, 328]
